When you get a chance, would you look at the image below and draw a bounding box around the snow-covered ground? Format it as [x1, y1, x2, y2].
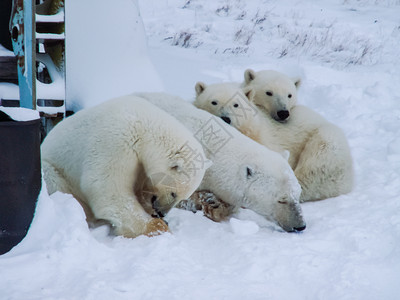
[1, 0, 400, 299]
[0, 45, 19, 102]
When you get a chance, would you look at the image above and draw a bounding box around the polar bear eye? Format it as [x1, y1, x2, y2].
[278, 200, 288, 204]
[171, 192, 177, 198]
[233, 103, 239, 108]
[288, 94, 292, 98]
[266, 91, 273, 96]
[211, 100, 218, 105]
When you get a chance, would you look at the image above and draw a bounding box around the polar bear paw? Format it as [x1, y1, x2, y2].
[191, 191, 234, 222]
[178, 191, 235, 222]
[144, 218, 170, 237]
[200, 193, 234, 222]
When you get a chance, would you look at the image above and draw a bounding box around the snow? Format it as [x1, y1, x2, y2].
[229, 217, 260, 236]
[0, 44, 14, 57]
[0, 106, 39, 121]
[1, 0, 400, 299]
[36, 11, 64, 23]
[36, 32, 65, 40]
[0, 46, 19, 103]
[0, 82, 19, 101]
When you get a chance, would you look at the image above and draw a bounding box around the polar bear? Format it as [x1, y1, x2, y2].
[242, 69, 301, 122]
[41, 95, 208, 238]
[136, 92, 306, 232]
[194, 80, 353, 202]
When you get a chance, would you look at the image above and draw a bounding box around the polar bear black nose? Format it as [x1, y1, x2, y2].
[221, 116, 231, 124]
[293, 225, 306, 232]
[277, 110, 290, 120]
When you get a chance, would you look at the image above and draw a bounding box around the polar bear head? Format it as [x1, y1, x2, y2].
[142, 143, 209, 218]
[221, 146, 305, 232]
[136, 116, 210, 219]
[196, 120, 306, 232]
[194, 82, 256, 130]
[242, 69, 301, 122]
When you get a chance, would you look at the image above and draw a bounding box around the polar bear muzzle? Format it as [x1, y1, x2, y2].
[275, 201, 306, 232]
[151, 195, 166, 218]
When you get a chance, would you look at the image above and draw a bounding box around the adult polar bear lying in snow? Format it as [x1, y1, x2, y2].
[194, 72, 353, 202]
[41, 96, 208, 238]
[136, 92, 306, 232]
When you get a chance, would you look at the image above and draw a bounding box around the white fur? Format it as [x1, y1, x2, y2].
[195, 76, 353, 202]
[41, 95, 208, 238]
[136, 92, 306, 232]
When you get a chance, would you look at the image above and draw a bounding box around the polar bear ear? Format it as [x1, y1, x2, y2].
[243, 87, 255, 102]
[244, 69, 256, 84]
[292, 77, 301, 89]
[280, 150, 290, 161]
[195, 82, 206, 96]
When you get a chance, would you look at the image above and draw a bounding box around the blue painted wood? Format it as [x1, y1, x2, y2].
[20, 0, 35, 109]
[11, 0, 36, 109]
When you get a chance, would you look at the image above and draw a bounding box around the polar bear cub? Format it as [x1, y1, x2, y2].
[194, 78, 353, 202]
[136, 92, 306, 232]
[243, 69, 301, 122]
[41, 95, 208, 238]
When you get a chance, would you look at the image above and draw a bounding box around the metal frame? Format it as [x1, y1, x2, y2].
[10, 0, 66, 136]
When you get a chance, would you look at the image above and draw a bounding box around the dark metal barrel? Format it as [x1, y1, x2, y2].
[0, 110, 41, 255]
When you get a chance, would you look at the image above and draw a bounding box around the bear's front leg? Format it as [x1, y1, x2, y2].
[86, 192, 170, 238]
